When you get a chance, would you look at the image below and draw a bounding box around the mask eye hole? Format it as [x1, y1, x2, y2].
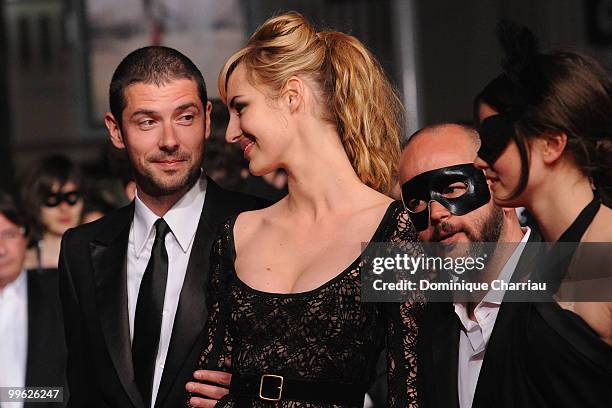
[64, 191, 81, 205]
[44, 194, 60, 207]
[441, 181, 468, 199]
[405, 197, 428, 213]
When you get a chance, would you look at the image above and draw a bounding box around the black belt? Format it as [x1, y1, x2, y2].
[229, 373, 364, 406]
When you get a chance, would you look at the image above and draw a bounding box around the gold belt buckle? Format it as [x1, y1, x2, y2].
[259, 374, 284, 401]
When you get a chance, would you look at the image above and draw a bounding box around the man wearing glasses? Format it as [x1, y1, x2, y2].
[0, 190, 66, 408]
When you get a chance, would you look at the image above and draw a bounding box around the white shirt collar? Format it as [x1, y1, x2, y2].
[481, 226, 531, 304]
[133, 174, 207, 257]
[453, 226, 531, 321]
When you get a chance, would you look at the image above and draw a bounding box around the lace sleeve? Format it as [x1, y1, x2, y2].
[385, 300, 422, 407]
[385, 208, 424, 407]
[188, 219, 234, 406]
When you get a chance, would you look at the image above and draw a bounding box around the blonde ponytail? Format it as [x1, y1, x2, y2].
[219, 12, 404, 194]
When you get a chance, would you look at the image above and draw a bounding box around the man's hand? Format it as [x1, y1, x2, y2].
[186, 370, 232, 408]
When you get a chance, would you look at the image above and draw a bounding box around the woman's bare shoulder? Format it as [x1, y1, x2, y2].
[355, 187, 395, 214]
[558, 301, 612, 346]
[583, 205, 612, 242]
[234, 199, 287, 242]
[562, 205, 612, 345]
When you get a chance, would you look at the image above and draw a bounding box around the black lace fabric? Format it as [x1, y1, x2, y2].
[194, 201, 423, 407]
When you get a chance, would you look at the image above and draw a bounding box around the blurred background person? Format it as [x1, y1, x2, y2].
[20, 155, 84, 272]
[0, 190, 66, 408]
[81, 188, 116, 224]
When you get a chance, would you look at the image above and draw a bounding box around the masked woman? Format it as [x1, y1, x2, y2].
[192, 12, 422, 408]
[21, 155, 84, 271]
[474, 22, 612, 407]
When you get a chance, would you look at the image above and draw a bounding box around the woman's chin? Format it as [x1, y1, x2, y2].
[491, 192, 525, 209]
[248, 161, 277, 178]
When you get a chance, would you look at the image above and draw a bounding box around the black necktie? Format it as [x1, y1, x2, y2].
[133, 218, 170, 406]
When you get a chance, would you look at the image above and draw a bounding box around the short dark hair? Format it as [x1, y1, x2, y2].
[0, 190, 27, 232]
[109, 46, 208, 127]
[20, 155, 83, 240]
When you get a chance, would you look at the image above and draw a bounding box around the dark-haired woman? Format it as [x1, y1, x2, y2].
[474, 25, 612, 406]
[21, 155, 84, 271]
[189, 11, 422, 408]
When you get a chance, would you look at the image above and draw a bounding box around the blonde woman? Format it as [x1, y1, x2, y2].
[190, 12, 422, 408]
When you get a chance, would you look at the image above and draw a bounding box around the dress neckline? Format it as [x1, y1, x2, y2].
[227, 200, 403, 298]
[556, 192, 601, 243]
[539, 193, 601, 289]
[535, 192, 609, 345]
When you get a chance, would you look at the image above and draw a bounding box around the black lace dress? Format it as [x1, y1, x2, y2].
[195, 201, 423, 407]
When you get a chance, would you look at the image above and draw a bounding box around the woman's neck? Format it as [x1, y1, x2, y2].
[528, 174, 594, 242]
[41, 232, 64, 268]
[282, 126, 376, 221]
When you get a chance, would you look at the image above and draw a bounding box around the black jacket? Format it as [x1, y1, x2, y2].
[20, 268, 67, 408]
[59, 178, 268, 408]
[417, 230, 541, 408]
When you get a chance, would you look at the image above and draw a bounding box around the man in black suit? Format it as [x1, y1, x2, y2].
[399, 123, 538, 408]
[0, 191, 66, 408]
[58, 47, 267, 408]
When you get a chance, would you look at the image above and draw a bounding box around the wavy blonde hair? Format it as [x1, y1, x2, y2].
[219, 12, 404, 194]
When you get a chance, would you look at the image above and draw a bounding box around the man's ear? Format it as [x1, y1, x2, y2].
[105, 112, 125, 149]
[282, 76, 304, 113]
[203, 101, 213, 140]
[540, 132, 567, 164]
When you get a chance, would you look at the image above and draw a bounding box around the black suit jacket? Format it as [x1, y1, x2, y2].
[17, 269, 67, 408]
[417, 230, 541, 408]
[58, 178, 268, 408]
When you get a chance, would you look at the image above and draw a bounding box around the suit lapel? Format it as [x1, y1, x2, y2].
[155, 178, 226, 407]
[91, 204, 145, 408]
[26, 272, 45, 386]
[471, 303, 513, 407]
[430, 303, 460, 408]
[25, 270, 65, 408]
[25, 272, 50, 387]
[472, 230, 541, 408]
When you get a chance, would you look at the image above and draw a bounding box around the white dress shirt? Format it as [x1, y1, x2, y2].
[454, 227, 530, 408]
[0, 270, 28, 408]
[127, 175, 206, 408]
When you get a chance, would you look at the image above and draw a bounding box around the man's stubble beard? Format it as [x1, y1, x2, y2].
[130, 150, 203, 198]
[475, 205, 504, 244]
[140, 165, 200, 196]
[428, 204, 504, 268]
[463, 205, 504, 279]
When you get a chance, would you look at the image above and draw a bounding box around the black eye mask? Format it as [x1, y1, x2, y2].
[401, 163, 491, 232]
[43, 190, 81, 207]
[477, 112, 521, 165]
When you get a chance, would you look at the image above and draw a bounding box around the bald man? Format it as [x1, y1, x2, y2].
[400, 124, 523, 246]
[399, 124, 539, 408]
